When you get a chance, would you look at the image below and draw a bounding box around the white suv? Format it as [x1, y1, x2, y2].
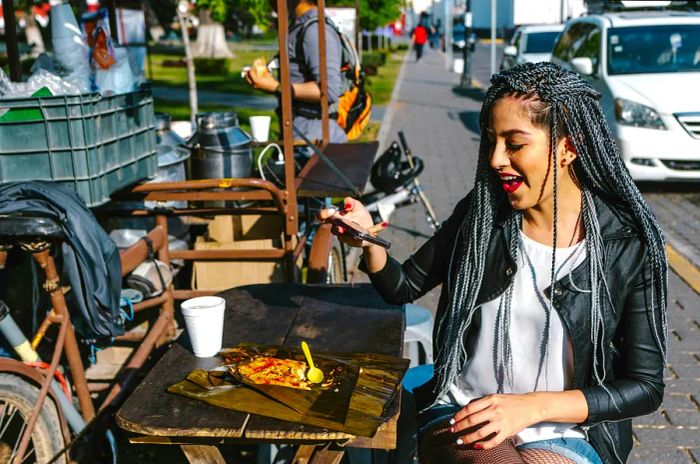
[551, 11, 700, 181]
[501, 24, 565, 70]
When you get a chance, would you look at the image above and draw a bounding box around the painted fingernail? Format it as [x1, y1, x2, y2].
[474, 444, 483, 450]
[449, 418, 455, 425]
[456, 439, 463, 445]
[345, 202, 352, 211]
[381, 221, 389, 228]
[337, 226, 345, 234]
[449, 427, 454, 433]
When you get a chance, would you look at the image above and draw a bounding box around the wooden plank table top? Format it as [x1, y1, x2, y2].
[296, 142, 379, 198]
[116, 283, 405, 450]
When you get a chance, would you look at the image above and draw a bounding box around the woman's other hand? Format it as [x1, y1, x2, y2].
[317, 197, 388, 248]
[449, 394, 541, 450]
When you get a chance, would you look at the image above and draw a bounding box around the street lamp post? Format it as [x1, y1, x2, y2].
[459, 0, 473, 88]
[445, 0, 453, 71]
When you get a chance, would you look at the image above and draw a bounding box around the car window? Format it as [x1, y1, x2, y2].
[553, 23, 593, 62]
[523, 31, 562, 54]
[574, 26, 601, 72]
[607, 24, 700, 75]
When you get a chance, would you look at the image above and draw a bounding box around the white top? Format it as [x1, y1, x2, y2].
[440, 231, 587, 445]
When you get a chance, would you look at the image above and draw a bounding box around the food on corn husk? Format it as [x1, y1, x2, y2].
[232, 356, 311, 389]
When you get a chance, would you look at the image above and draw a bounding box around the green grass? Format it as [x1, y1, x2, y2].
[364, 51, 406, 106]
[148, 49, 270, 95]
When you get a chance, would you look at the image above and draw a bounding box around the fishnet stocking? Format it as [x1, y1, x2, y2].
[519, 449, 577, 464]
[418, 418, 582, 464]
[418, 418, 525, 464]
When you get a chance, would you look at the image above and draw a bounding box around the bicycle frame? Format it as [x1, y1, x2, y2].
[0, 224, 175, 463]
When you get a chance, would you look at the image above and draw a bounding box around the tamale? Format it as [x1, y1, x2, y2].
[168, 343, 409, 437]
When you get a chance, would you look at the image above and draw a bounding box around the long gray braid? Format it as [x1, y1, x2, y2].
[434, 62, 668, 402]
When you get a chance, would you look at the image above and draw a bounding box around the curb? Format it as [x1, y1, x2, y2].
[666, 244, 700, 295]
[376, 50, 410, 155]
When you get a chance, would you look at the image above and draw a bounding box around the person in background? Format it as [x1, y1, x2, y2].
[429, 21, 442, 50]
[319, 62, 667, 464]
[411, 13, 429, 63]
[245, 0, 347, 143]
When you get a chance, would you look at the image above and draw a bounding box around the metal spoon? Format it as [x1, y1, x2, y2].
[301, 341, 324, 384]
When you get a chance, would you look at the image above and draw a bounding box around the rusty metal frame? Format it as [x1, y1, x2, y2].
[4, 226, 175, 463]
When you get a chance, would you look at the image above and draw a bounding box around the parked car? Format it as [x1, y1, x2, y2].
[501, 24, 564, 70]
[451, 24, 476, 53]
[551, 11, 700, 181]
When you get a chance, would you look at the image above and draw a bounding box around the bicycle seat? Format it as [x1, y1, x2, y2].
[0, 215, 64, 242]
[370, 141, 425, 194]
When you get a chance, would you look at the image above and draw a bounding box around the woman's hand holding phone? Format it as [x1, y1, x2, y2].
[317, 197, 389, 249]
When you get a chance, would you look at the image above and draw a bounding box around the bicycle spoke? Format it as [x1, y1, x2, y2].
[9, 412, 28, 459]
[0, 404, 19, 441]
[19, 444, 36, 464]
[0, 402, 8, 433]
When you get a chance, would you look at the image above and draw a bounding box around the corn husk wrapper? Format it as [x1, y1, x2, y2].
[168, 343, 409, 437]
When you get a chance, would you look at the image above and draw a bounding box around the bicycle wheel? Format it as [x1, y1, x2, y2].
[0, 373, 66, 464]
[326, 240, 346, 284]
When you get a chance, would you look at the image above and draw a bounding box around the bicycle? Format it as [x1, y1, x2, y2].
[303, 131, 441, 284]
[0, 213, 176, 464]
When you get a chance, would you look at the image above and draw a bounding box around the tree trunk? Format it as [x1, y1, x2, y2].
[177, 6, 198, 127]
[191, 9, 233, 59]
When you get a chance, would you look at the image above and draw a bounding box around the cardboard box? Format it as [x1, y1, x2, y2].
[191, 237, 288, 291]
[207, 214, 284, 243]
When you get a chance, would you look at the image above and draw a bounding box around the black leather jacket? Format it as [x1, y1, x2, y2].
[364, 193, 666, 464]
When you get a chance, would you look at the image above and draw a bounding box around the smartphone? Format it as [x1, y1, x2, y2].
[327, 216, 391, 249]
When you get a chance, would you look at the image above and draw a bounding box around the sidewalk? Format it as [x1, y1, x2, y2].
[373, 44, 700, 463]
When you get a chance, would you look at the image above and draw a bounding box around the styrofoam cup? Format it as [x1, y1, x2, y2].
[249, 115, 272, 142]
[180, 296, 226, 357]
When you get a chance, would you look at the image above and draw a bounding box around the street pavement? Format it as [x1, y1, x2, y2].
[368, 44, 700, 463]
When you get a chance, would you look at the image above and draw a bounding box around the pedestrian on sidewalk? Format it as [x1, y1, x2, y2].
[411, 13, 429, 63]
[245, 0, 347, 143]
[320, 62, 668, 464]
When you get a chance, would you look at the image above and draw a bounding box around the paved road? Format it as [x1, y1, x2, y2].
[370, 44, 700, 463]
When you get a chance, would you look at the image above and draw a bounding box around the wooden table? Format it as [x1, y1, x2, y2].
[116, 283, 405, 463]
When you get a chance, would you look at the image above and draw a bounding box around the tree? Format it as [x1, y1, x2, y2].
[327, 0, 402, 32]
[192, 0, 234, 58]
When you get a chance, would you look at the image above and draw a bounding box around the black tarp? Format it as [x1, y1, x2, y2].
[0, 182, 123, 339]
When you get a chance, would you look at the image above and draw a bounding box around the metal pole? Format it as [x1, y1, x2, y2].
[107, 0, 120, 43]
[317, 0, 330, 147]
[2, 0, 21, 81]
[560, 0, 565, 22]
[177, 3, 198, 127]
[355, 0, 361, 59]
[444, 0, 453, 71]
[276, 0, 299, 241]
[459, 2, 472, 88]
[490, 0, 497, 76]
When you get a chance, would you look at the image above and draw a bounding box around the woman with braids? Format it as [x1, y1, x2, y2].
[318, 62, 667, 464]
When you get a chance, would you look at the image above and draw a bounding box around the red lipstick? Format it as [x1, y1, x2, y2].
[498, 172, 524, 193]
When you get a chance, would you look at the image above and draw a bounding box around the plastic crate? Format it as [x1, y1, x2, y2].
[0, 86, 157, 207]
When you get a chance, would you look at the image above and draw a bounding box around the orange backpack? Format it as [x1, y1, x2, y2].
[296, 17, 372, 140]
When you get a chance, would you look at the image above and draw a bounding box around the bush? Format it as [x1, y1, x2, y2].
[361, 52, 384, 70]
[395, 43, 409, 51]
[193, 58, 231, 75]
